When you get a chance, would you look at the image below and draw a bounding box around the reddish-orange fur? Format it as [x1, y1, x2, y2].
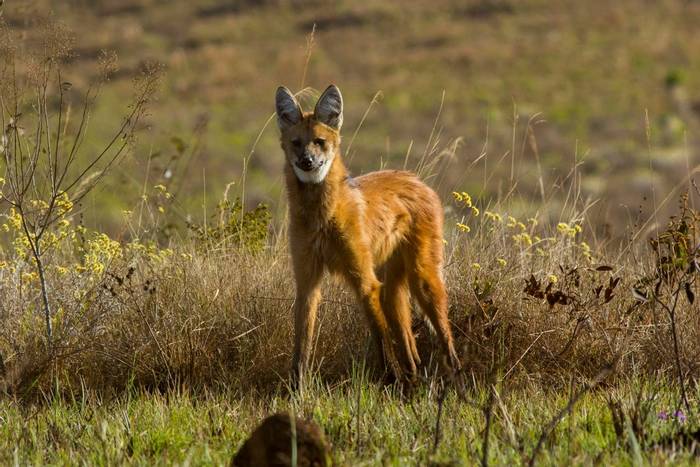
[276, 85, 460, 383]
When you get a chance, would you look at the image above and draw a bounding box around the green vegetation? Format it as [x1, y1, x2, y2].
[1, 379, 699, 465]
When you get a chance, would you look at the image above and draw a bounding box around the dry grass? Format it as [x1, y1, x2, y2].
[0, 9, 698, 405]
[1, 196, 699, 400]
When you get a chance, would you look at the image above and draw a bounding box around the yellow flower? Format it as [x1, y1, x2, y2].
[158, 206, 165, 214]
[154, 184, 167, 192]
[471, 263, 481, 271]
[580, 241, 593, 261]
[452, 191, 472, 207]
[21, 272, 38, 283]
[548, 274, 558, 283]
[13, 236, 30, 257]
[30, 199, 49, 209]
[456, 222, 471, 233]
[556, 222, 580, 238]
[461, 192, 472, 207]
[485, 211, 503, 223]
[497, 258, 507, 267]
[471, 206, 480, 216]
[55, 192, 74, 215]
[81, 232, 122, 278]
[8, 208, 22, 230]
[512, 233, 533, 246]
[507, 216, 517, 228]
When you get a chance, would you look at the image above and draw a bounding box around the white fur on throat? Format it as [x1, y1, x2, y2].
[293, 160, 332, 184]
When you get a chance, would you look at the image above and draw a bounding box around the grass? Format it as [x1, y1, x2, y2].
[2, 195, 700, 464]
[2, 377, 699, 465]
[3, 0, 700, 234]
[2, 4, 700, 465]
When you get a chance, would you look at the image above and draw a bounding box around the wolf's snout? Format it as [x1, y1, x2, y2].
[297, 154, 315, 172]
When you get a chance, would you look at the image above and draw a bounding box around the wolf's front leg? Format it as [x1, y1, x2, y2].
[290, 256, 324, 390]
[341, 245, 404, 382]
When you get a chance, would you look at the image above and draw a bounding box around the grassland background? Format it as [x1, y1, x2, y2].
[3, 0, 700, 465]
[5, 0, 700, 236]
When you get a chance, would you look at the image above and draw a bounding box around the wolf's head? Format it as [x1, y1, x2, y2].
[275, 85, 343, 184]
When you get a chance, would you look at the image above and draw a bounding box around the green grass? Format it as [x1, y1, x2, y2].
[2, 374, 698, 465]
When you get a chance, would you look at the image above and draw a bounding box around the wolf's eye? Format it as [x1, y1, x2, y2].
[291, 138, 302, 148]
[313, 138, 326, 149]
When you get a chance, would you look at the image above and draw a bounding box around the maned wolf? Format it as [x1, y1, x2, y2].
[276, 85, 460, 384]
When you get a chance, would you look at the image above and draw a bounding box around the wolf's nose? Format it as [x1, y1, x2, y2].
[298, 155, 314, 171]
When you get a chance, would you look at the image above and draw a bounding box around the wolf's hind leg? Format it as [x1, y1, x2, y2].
[379, 255, 419, 380]
[408, 240, 460, 372]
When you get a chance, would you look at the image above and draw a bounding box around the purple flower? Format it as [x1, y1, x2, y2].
[673, 410, 687, 423]
[658, 409, 687, 423]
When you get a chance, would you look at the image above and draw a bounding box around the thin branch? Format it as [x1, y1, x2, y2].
[481, 385, 495, 467]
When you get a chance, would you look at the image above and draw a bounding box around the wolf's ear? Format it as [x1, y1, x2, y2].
[276, 87, 303, 131]
[314, 85, 343, 130]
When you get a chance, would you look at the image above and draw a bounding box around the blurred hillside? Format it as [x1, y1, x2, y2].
[3, 0, 700, 238]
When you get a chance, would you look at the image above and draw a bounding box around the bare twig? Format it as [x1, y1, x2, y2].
[481, 384, 496, 467]
[432, 381, 448, 454]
